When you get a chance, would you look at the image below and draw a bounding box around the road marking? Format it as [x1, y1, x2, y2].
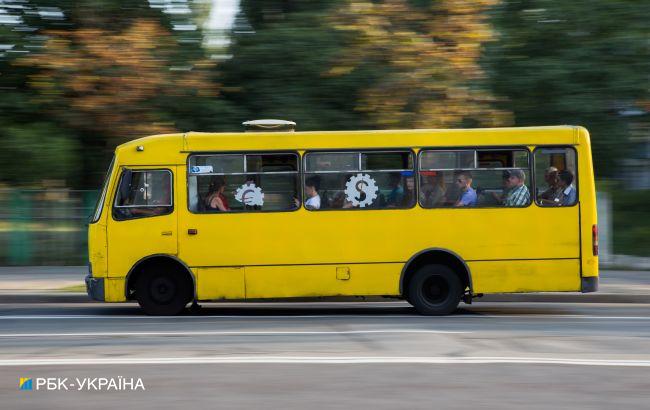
[1, 356, 650, 367]
[0, 329, 468, 338]
[0, 314, 649, 320]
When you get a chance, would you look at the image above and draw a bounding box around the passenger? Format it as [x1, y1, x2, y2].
[502, 169, 530, 207]
[539, 166, 561, 205]
[386, 172, 405, 207]
[420, 172, 446, 207]
[205, 176, 230, 211]
[304, 175, 321, 210]
[557, 170, 577, 206]
[454, 171, 477, 207]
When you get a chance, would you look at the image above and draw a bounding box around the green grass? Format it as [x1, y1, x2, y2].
[56, 284, 86, 292]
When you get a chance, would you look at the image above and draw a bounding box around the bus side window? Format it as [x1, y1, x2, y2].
[534, 148, 578, 207]
[113, 169, 173, 220]
[303, 151, 415, 210]
[187, 153, 300, 213]
[419, 149, 531, 208]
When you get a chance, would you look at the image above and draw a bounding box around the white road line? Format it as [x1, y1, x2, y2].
[0, 314, 649, 320]
[0, 329, 468, 338]
[1, 356, 650, 367]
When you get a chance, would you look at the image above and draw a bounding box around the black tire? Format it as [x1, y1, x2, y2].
[407, 264, 462, 316]
[135, 268, 192, 316]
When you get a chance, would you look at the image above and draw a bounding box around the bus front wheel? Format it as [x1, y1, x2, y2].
[135, 269, 192, 316]
[407, 264, 462, 316]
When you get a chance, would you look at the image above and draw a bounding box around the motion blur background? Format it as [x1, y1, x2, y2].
[0, 0, 648, 266]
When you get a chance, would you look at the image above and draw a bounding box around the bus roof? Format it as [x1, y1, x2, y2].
[115, 126, 588, 166]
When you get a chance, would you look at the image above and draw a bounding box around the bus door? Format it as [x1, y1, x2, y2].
[107, 166, 178, 280]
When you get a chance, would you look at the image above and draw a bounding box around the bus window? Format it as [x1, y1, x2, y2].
[534, 147, 578, 207]
[188, 153, 300, 213]
[419, 149, 531, 208]
[113, 169, 173, 220]
[303, 151, 415, 210]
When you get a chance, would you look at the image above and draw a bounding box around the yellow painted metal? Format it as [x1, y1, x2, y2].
[88, 125, 597, 302]
[195, 267, 245, 300]
[106, 166, 178, 279]
[336, 267, 351, 280]
[104, 278, 126, 302]
[576, 127, 599, 277]
[87, 222, 108, 278]
[178, 207, 579, 267]
[469, 259, 581, 293]
[244, 264, 402, 299]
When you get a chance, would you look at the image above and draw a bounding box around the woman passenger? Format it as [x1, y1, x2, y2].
[205, 176, 230, 211]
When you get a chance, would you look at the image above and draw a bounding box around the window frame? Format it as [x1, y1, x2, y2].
[302, 148, 417, 212]
[186, 151, 301, 214]
[532, 145, 579, 208]
[90, 155, 115, 223]
[417, 146, 533, 209]
[111, 168, 174, 221]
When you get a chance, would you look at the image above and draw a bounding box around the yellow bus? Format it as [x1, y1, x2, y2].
[86, 124, 599, 315]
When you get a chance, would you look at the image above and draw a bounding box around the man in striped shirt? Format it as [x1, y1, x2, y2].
[503, 169, 530, 207]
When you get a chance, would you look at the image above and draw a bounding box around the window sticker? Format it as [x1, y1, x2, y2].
[235, 182, 265, 206]
[190, 165, 214, 174]
[344, 173, 379, 208]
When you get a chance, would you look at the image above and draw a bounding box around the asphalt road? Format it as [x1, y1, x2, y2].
[1, 301, 649, 409]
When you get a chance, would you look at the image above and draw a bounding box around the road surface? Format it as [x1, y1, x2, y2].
[1, 301, 649, 409]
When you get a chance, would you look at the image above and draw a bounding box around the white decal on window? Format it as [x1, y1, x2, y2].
[345, 173, 379, 208]
[235, 183, 265, 206]
[190, 165, 213, 174]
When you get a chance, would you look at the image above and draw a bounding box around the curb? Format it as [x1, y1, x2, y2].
[479, 293, 650, 304]
[0, 293, 649, 304]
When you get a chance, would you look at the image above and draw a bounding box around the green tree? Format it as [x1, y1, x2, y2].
[484, 0, 650, 178]
[221, 0, 378, 131]
[330, 0, 510, 129]
[0, 1, 242, 187]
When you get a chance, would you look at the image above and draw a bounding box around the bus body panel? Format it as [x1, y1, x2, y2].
[244, 263, 402, 299]
[195, 267, 245, 300]
[470, 259, 581, 293]
[106, 166, 179, 280]
[576, 127, 599, 278]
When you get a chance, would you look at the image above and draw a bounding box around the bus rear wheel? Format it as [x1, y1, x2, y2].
[407, 264, 462, 316]
[135, 268, 192, 316]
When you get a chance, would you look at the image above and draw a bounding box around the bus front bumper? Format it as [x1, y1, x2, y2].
[85, 274, 105, 301]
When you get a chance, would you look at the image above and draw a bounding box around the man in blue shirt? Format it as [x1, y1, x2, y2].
[454, 171, 477, 207]
[557, 170, 577, 206]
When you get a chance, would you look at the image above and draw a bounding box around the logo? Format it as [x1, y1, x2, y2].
[19, 378, 33, 390]
[235, 183, 264, 206]
[345, 173, 379, 208]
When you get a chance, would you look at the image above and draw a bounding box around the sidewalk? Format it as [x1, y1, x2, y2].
[0, 266, 648, 304]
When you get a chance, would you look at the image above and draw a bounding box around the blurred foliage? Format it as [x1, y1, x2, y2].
[0, 124, 80, 185]
[220, 0, 372, 130]
[0, 0, 648, 260]
[611, 188, 650, 257]
[17, 19, 219, 142]
[330, 0, 511, 129]
[484, 0, 650, 178]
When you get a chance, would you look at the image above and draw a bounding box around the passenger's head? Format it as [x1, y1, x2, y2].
[455, 171, 472, 189]
[305, 176, 320, 197]
[545, 167, 559, 185]
[209, 176, 226, 194]
[558, 170, 574, 188]
[503, 169, 525, 189]
[389, 172, 402, 187]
